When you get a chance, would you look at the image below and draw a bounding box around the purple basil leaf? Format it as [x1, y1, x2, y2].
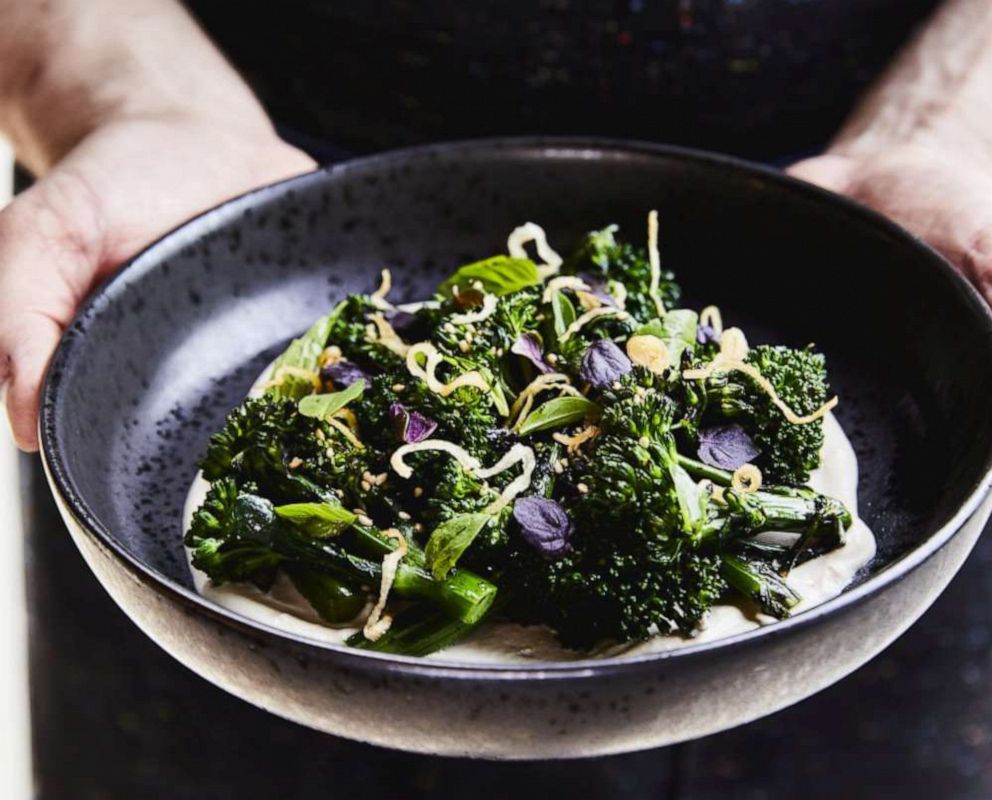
[389, 402, 438, 443]
[697, 424, 761, 471]
[696, 323, 719, 345]
[513, 496, 573, 560]
[320, 359, 370, 387]
[579, 340, 632, 388]
[384, 309, 419, 337]
[577, 272, 616, 306]
[511, 333, 552, 374]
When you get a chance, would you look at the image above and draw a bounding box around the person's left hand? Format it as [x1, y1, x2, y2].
[789, 142, 992, 304]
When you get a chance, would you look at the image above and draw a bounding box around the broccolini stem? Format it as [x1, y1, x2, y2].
[284, 564, 366, 624]
[347, 604, 488, 656]
[748, 488, 852, 532]
[721, 554, 800, 618]
[676, 454, 732, 486]
[276, 527, 498, 624]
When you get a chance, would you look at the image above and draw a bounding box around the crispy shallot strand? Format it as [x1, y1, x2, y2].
[559, 307, 627, 341]
[389, 440, 535, 512]
[699, 305, 724, 336]
[552, 425, 601, 454]
[506, 372, 574, 427]
[647, 210, 666, 318]
[370, 268, 394, 309]
[450, 292, 498, 324]
[405, 342, 490, 397]
[682, 328, 837, 425]
[327, 417, 365, 449]
[507, 222, 563, 279]
[260, 365, 322, 393]
[732, 464, 763, 494]
[541, 276, 591, 303]
[363, 528, 407, 641]
[332, 407, 359, 432]
[369, 312, 410, 357]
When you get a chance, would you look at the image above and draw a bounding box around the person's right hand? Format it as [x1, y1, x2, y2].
[0, 111, 315, 450]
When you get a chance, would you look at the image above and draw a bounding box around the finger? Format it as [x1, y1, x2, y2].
[1, 314, 64, 451]
[0, 191, 94, 451]
[958, 228, 992, 307]
[786, 154, 856, 194]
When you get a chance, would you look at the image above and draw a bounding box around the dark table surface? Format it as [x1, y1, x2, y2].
[22, 452, 992, 800]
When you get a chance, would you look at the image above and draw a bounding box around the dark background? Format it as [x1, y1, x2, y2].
[24, 453, 992, 800]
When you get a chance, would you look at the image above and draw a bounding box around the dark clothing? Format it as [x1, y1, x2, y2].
[188, 0, 939, 159]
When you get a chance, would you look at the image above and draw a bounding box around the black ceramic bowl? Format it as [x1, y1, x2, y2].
[40, 139, 992, 759]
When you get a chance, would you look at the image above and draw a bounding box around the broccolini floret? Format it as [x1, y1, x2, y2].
[703, 344, 829, 484]
[563, 225, 681, 323]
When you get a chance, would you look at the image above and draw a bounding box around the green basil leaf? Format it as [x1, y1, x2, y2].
[298, 379, 365, 420]
[669, 463, 708, 538]
[425, 513, 492, 579]
[274, 502, 357, 538]
[518, 396, 601, 437]
[438, 256, 540, 297]
[550, 289, 577, 339]
[266, 302, 345, 400]
[635, 309, 698, 364]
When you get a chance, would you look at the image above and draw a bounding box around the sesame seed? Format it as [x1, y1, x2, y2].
[398, 511, 411, 521]
[577, 482, 589, 494]
[392, 383, 406, 392]
[357, 514, 374, 527]
[413, 486, 424, 498]
[288, 457, 303, 469]
[443, 322, 456, 334]
[361, 480, 371, 492]
[553, 462, 564, 474]
[638, 436, 650, 447]
[547, 353, 559, 364]
[458, 339, 471, 353]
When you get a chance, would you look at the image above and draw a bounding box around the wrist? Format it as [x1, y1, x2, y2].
[0, 0, 277, 174]
[827, 0, 992, 165]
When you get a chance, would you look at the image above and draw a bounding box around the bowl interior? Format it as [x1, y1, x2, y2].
[43, 139, 992, 635]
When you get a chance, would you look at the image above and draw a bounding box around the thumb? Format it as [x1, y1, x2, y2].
[0, 187, 99, 451]
[787, 154, 857, 194]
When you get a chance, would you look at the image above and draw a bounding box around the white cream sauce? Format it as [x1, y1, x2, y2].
[183, 364, 875, 664]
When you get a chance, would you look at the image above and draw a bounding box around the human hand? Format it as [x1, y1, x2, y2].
[0, 0, 317, 451]
[0, 113, 315, 451]
[789, 142, 992, 304]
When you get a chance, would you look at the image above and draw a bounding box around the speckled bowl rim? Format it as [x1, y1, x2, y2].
[40, 137, 992, 680]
